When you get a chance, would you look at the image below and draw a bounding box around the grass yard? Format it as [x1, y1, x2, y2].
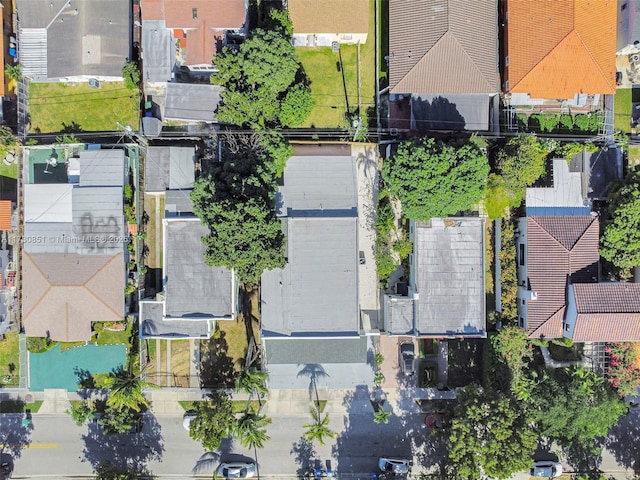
[0, 399, 42, 413]
[614, 88, 632, 134]
[28, 81, 139, 134]
[171, 339, 191, 377]
[59, 342, 86, 353]
[0, 333, 19, 387]
[217, 318, 249, 371]
[94, 321, 132, 346]
[0, 161, 17, 180]
[629, 145, 640, 167]
[297, 0, 376, 128]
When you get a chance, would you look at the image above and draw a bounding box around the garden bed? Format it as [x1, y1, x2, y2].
[417, 361, 438, 388]
[548, 342, 584, 362]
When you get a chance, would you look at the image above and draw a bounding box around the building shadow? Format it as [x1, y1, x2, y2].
[81, 413, 164, 473]
[199, 330, 237, 389]
[410, 96, 466, 131]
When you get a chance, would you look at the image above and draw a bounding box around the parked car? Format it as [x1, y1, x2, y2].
[216, 462, 256, 479]
[399, 342, 415, 376]
[378, 458, 412, 475]
[182, 412, 196, 431]
[530, 461, 562, 478]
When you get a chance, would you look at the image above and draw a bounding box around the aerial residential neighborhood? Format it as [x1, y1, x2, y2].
[1, 0, 640, 479]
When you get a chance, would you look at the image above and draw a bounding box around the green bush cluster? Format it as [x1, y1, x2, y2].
[499, 217, 518, 324]
[522, 113, 601, 134]
[27, 336, 58, 353]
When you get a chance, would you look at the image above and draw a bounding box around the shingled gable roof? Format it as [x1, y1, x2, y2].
[505, 0, 616, 98]
[288, 0, 368, 35]
[570, 284, 640, 342]
[22, 252, 125, 342]
[389, 0, 498, 94]
[526, 216, 599, 337]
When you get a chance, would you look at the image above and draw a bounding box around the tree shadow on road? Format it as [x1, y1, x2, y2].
[0, 412, 33, 460]
[561, 440, 605, 477]
[81, 413, 164, 474]
[605, 406, 640, 473]
[331, 385, 445, 475]
[291, 438, 318, 477]
[191, 438, 234, 475]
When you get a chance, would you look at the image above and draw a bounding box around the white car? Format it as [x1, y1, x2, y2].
[216, 462, 256, 479]
[182, 412, 196, 431]
[530, 461, 562, 478]
[378, 458, 412, 475]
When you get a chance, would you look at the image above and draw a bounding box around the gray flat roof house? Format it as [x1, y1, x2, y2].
[140, 197, 238, 339]
[164, 83, 222, 123]
[144, 146, 195, 193]
[16, 0, 130, 80]
[261, 149, 374, 389]
[384, 217, 486, 338]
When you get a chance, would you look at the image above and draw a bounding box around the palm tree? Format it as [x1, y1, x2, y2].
[4, 64, 22, 82]
[105, 368, 158, 412]
[235, 367, 268, 407]
[302, 406, 337, 446]
[373, 409, 392, 424]
[234, 413, 271, 449]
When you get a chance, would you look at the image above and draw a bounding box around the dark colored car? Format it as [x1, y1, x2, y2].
[399, 342, 415, 376]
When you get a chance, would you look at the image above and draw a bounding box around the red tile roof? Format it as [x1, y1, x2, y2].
[526, 216, 599, 337]
[504, 0, 616, 98]
[0, 201, 11, 231]
[140, 0, 246, 65]
[569, 284, 640, 342]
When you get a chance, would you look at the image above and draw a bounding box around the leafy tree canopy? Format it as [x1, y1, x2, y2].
[601, 171, 640, 269]
[531, 367, 628, 449]
[191, 134, 286, 285]
[496, 135, 547, 205]
[213, 9, 313, 129]
[382, 136, 489, 221]
[448, 386, 537, 480]
[189, 391, 236, 452]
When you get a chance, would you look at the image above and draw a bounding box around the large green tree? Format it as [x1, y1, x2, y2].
[496, 134, 547, 205]
[531, 367, 628, 449]
[191, 134, 286, 285]
[104, 368, 157, 413]
[601, 171, 640, 269]
[189, 391, 236, 451]
[382, 136, 489, 220]
[213, 10, 313, 129]
[447, 387, 537, 480]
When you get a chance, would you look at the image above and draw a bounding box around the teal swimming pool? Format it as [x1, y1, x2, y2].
[29, 343, 126, 391]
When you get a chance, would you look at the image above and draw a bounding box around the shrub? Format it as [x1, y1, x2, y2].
[374, 353, 384, 368]
[559, 114, 574, 132]
[543, 114, 559, 132]
[123, 184, 133, 202]
[124, 283, 136, 295]
[606, 343, 640, 395]
[373, 372, 385, 387]
[551, 337, 573, 347]
[573, 114, 591, 132]
[485, 174, 510, 219]
[122, 61, 140, 90]
[27, 337, 58, 353]
[392, 237, 413, 260]
[528, 114, 544, 133]
[516, 114, 528, 131]
[499, 217, 518, 323]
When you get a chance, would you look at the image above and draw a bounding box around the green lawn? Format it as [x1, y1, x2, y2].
[94, 321, 132, 346]
[0, 162, 17, 179]
[216, 318, 248, 371]
[614, 88, 632, 134]
[28, 81, 139, 134]
[179, 400, 260, 414]
[0, 333, 19, 387]
[297, 0, 376, 128]
[0, 399, 42, 413]
[629, 145, 640, 166]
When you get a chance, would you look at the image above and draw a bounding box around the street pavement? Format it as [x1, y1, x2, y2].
[3, 388, 640, 478]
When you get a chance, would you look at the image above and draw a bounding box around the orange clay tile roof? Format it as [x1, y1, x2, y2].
[0, 201, 11, 231]
[505, 0, 616, 98]
[140, 0, 246, 65]
[288, 0, 369, 36]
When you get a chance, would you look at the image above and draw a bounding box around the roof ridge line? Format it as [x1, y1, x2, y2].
[447, 32, 494, 93]
[529, 306, 566, 337]
[573, 29, 614, 91]
[530, 216, 570, 252]
[391, 30, 449, 91]
[568, 215, 596, 252]
[86, 253, 124, 318]
[510, 29, 573, 92]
